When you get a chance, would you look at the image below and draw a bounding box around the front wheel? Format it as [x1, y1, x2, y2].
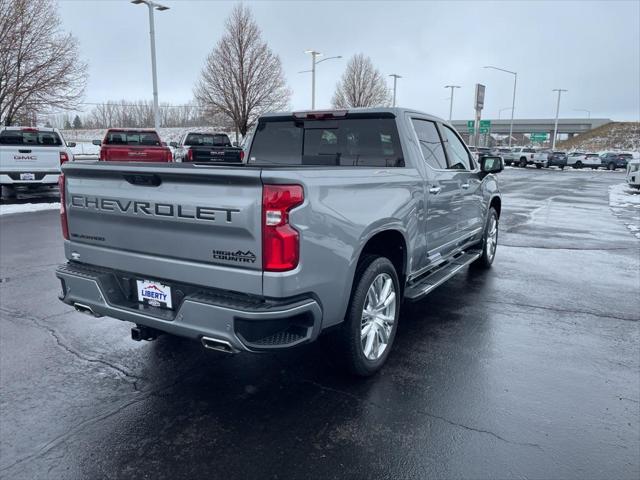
[575, 161, 583, 169]
[472, 207, 499, 269]
[335, 255, 400, 377]
[519, 158, 527, 168]
[608, 162, 616, 171]
[536, 164, 542, 169]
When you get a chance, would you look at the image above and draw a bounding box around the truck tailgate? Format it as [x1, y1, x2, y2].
[62, 162, 263, 294]
[0, 145, 61, 171]
[102, 145, 170, 162]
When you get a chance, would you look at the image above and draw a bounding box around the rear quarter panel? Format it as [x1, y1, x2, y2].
[261, 167, 423, 328]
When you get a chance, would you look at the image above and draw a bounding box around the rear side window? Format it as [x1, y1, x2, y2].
[184, 133, 231, 147]
[523, 148, 535, 153]
[249, 116, 404, 167]
[0, 130, 62, 146]
[104, 131, 161, 146]
[411, 119, 447, 169]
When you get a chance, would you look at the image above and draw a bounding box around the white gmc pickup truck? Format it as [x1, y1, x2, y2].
[0, 126, 75, 198]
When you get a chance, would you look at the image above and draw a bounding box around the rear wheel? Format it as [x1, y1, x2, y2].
[0, 185, 16, 199]
[608, 162, 616, 171]
[536, 164, 542, 169]
[472, 207, 499, 269]
[334, 255, 400, 377]
[519, 157, 527, 168]
[575, 161, 583, 169]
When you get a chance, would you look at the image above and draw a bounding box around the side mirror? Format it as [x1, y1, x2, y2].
[480, 155, 504, 174]
[232, 141, 239, 147]
[67, 142, 76, 147]
[92, 139, 101, 146]
[169, 142, 178, 148]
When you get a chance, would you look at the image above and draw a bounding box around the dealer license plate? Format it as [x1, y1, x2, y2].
[20, 173, 35, 180]
[136, 279, 173, 309]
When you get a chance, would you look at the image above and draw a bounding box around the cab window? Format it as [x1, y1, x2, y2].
[441, 125, 472, 170]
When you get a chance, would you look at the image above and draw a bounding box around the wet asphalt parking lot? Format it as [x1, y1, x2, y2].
[1, 167, 639, 479]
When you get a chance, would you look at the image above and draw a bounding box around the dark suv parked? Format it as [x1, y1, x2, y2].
[600, 152, 632, 171]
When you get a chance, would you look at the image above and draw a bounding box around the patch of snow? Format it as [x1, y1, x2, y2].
[609, 183, 640, 239]
[0, 202, 60, 216]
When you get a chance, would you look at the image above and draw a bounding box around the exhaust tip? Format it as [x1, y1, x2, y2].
[74, 302, 101, 317]
[201, 336, 238, 354]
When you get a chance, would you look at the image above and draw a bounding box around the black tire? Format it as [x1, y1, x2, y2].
[608, 162, 616, 171]
[536, 164, 542, 169]
[0, 185, 16, 199]
[560, 165, 565, 170]
[472, 207, 499, 269]
[575, 161, 583, 169]
[519, 158, 527, 168]
[334, 255, 401, 377]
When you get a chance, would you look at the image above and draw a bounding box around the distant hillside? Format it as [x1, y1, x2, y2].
[558, 122, 639, 152]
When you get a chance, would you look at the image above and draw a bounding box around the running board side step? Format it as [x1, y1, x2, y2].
[404, 250, 482, 301]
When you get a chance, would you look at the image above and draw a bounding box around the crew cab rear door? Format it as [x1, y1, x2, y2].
[408, 117, 461, 263]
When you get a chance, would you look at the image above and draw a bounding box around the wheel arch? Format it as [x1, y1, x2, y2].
[353, 228, 408, 294]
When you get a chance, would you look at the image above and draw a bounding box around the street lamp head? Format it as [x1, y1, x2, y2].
[305, 50, 321, 56]
[131, 0, 145, 4]
[155, 5, 169, 10]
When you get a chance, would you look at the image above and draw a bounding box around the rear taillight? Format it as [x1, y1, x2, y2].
[262, 184, 304, 272]
[240, 150, 245, 161]
[60, 151, 69, 165]
[59, 173, 69, 240]
[166, 149, 173, 162]
[187, 148, 193, 162]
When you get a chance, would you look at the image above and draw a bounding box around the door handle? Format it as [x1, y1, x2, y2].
[429, 186, 441, 195]
[461, 183, 470, 189]
[18, 149, 32, 153]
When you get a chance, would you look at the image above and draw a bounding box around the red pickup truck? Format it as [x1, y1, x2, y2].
[93, 129, 172, 162]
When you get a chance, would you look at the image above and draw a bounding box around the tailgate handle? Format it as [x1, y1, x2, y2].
[123, 174, 162, 187]
[18, 149, 32, 153]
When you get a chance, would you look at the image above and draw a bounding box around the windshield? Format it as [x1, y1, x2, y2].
[248, 115, 404, 167]
[104, 131, 161, 146]
[184, 133, 231, 147]
[0, 130, 62, 146]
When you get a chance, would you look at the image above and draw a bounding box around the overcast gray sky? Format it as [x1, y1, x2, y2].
[58, 0, 640, 121]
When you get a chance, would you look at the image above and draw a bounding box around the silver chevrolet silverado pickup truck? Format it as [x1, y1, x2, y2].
[56, 108, 503, 376]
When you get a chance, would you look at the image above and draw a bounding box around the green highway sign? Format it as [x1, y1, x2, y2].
[467, 120, 475, 133]
[479, 120, 491, 134]
[530, 133, 549, 142]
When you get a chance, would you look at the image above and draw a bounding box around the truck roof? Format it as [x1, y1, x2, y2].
[260, 107, 446, 124]
[1, 126, 59, 133]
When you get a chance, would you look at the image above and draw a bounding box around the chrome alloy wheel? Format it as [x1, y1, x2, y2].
[360, 273, 396, 360]
[486, 214, 498, 262]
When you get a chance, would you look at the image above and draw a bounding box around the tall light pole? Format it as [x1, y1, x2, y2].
[552, 89, 568, 149]
[132, 0, 169, 130]
[444, 85, 460, 121]
[498, 107, 512, 119]
[302, 51, 342, 110]
[389, 74, 402, 107]
[573, 108, 591, 119]
[484, 66, 517, 147]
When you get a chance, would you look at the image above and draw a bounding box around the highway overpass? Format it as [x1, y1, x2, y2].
[451, 118, 612, 144]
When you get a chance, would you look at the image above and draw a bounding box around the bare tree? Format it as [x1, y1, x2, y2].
[332, 54, 391, 109]
[194, 4, 290, 136]
[0, 0, 88, 125]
